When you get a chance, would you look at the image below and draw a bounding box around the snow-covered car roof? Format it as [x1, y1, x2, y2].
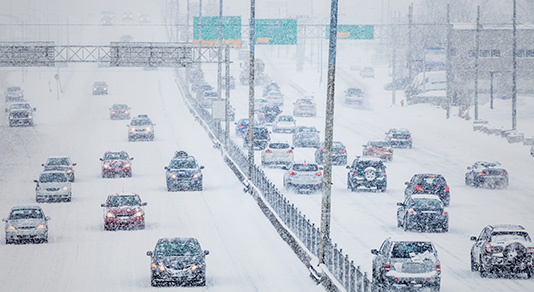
[490, 224, 526, 232]
[410, 194, 445, 201]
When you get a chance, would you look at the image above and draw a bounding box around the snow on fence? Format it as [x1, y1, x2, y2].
[173, 68, 379, 292]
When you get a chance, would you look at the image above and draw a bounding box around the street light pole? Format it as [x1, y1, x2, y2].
[247, 0, 256, 180]
[319, 0, 338, 266]
[512, 0, 517, 130]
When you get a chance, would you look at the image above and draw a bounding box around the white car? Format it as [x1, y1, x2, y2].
[128, 115, 155, 141]
[272, 115, 296, 133]
[261, 142, 294, 166]
[293, 98, 317, 117]
[42, 156, 77, 182]
[265, 90, 284, 106]
[34, 171, 72, 203]
[282, 162, 323, 193]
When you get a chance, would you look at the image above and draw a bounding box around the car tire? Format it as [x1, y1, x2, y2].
[167, 184, 174, 192]
[197, 184, 203, 191]
[479, 257, 488, 278]
[5, 237, 12, 244]
[151, 277, 159, 287]
[471, 254, 478, 272]
[465, 175, 471, 186]
[378, 185, 387, 192]
[403, 218, 409, 231]
[442, 224, 449, 232]
[127, 172, 132, 178]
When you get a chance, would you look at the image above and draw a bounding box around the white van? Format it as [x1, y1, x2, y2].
[405, 71, 446, 105]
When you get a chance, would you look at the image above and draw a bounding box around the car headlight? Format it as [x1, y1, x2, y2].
[158, 264, 165, 272]
[129, 127, 135, 133]
[66, 169, 73, 173]
[9, 115, 14, 119]
[193, 173, 201, 179]
[191, 264, 198, 271]
[6, 225, 16, 231]
[103, 164, 110, 169]
[36, 224, 47, 230]
[28, 114, 32, 118]
[62, 186, 70, 191]
[168, 173, 177, 179]
[145, 126, 152, 131]
[124, 163, 131, 168]
[106, 212, 115, 218]
[134, 211, 144, 217]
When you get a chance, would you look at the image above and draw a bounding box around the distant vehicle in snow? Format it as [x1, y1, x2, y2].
[315, 141, 347, 165]
[261, 142, 294, 167]
[92, 81, 108, 95]
[346, 157, 387, 192]
[42, 156, 76, 182]
[360, 67, 375, 78]
[128, 114, 155, 141]
[282, 162, 323, 193]
[384, 77, 410, 91]
[7, 102, 35, 127]
[404, 71, 446, 105]
[404, 173, 450, 206]
[100, 151, 133, 178]
[384, 128, 412, 148]
[165, 151, 204, 191]
[4, 86, 24, 102]
[138, 13, 151, 23]
[109, 103, 131, 120]
[101, 193, 146, 230]
[101, 11, 115, 25]
[465, 161, 509, 189]
[293, 98, 317, 117]
[344, 87, 364, 105]
[470, 224, 533, 278]
[396, 194, 448, 232]
[147, 237, 209, 286]
[362, 141, 393, 161]
[292, 126, 320, 148]
[272, 114, 296, 133]
[34, 171, 72, 203]
[3, 205, 50, 244]
[244, 126, 270, 150]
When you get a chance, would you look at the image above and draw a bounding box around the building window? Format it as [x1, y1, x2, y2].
[480, 50, 490, 57]
[517, 49, 525, 57]
[526, 50, 534, 57]
[491, 50, 501, 57]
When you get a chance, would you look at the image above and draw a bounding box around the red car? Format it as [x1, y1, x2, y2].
[101, 193, 146, 230]
[362, 141, 393, 161]
[109, 103, 131, 120]
[100, 151, 133, 178]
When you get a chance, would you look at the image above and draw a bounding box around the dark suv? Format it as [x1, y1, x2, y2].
[371, 237, 441, 291]
[470, 224, 533, 278]
[165, 151, 204, 191]
[404, 174, 450, 206]
[146, 237, 209, 286]
[244, 127, 270, 150]
[396, 195, 448, 232]
[346, 157, 387, 192]
[465, 161, 508, 189]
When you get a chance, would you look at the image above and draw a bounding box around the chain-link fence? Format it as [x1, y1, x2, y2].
[174, 68, 378, 292]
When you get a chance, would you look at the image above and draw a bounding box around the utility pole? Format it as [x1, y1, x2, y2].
[391, 13, 397, 105]
[196, 0, 203, 104]
[319, 0, 338, 266]
[247, 0, 256, 179]
[407, 3, 413, 82]
[217, 0, 223, 133]
[474, 6, 480, 121]
[490, 71, 494, 110]
[225, 44, 230, 147]
[512, 0, 517, 130]
[446, 4, 452, 119]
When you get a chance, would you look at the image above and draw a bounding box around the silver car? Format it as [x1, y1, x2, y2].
[42, 156, 77, 182]
[282, 162, 323, 193]
[272, 115, 296, 133]
[293, 98, 317, 117]
[128, 114, 155, 141]
[371, 237, 441, 291]
[34, 171, 72, 202]
[3, 206, 50, 244]
[292, 126, 320, 148]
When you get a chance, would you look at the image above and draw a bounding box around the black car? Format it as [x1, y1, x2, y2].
[385, 128, 413, 148]
[244, 127, 270, 150]
[346, 157, 387, 192]
[396, 194, 448, 232]
[165, 152, 204, 191]
[315, 141, 347, 165]
[465, 161, 508, 189]
[257, 104, 282, 125]
[470, 224, 533, 278]
[147, 237, 209, 286]
[404, 174, 450, 206]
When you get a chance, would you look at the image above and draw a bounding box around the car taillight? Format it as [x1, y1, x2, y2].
[382, 170, 387, 177]
[529, 246, 534, 253]
[479, 171, 488, 176]
[265, 149, 272, 153]
[320, 149, 324, 152]
[445, 185, 450, 192]
[443, 211, 448, 215]
[415, 185, 423, 191]
[315, 172, 322, 176]
[409, 208, 416, 215]
[385, 262, 390, 272]
[409, 136, 412, 140]
[287, 149, 293, 154]
[501, 172, 508, 176]
[436, 262, 441, 273]
[340, 149, 346, 152]
[289, 171, 297, 175]
[485, 242, 492, 253]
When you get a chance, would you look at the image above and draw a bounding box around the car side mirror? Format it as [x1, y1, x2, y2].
[200, 166, 205, 169]
[33, 180, 39, 183]
[470, 236, 477, 241]
[346, 165, 351, 169]
[153, 124, 156, 126]
[99, 158, 103, 161]
[146, 251, 153, 256]
[45, 216, 51, 220]
[404, 181, 409, 185]
[72, 163, 77, 166]
[281, 166, 288, 170]
[396, 202, 404, 206]
[291, 147, 294, 150]
[164, 166, 169, 170]
[204, 250, 210, 256]
[1, 218, 6, 222]
[4, 109, 7, 112]
[142, 202, 147, 206]
[130, 157, 134, 160]
[100, 203, 106, 207]
[33, 108, 37, 111]
[362, 145, 366, 147]
[467, 166, 471, 170]
[371, 249, 379, 255]
[41, 164, 45, 166]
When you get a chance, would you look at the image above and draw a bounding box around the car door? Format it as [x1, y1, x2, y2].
[397, 198, 410, 225]
[472, 227, 490, 262]
[373, 239, 392, 280]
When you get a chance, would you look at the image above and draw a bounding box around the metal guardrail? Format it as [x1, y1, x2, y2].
[173, 68, 378, 292]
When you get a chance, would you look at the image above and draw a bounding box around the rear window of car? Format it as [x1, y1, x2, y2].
[269, 143, 290, 149]
[369, 141, 389, 147]
[491, 231, 531, 242]
[296, 99, 313, 105]
[391, 241, 434, 258]
[39, 172, 68, 183]
[355, 160, 383, 169]
[112, 104, 128, 109]
[293, 164, 319, 172]
[347, 88, 362, 95]
[254, 128, 269, 137]
[418, 176, 446, 186]
[156, 240, 201, 256]
[278, 116, 293, 122]
[298, 127, 317, 133]
[412, 198, 442, 210]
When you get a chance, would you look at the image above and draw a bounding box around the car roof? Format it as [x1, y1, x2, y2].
[107, 193, 140, 198]
[46, 156, 71, 159]
[489, 224, 526, 232]
[385, 235, 434, 243]
[389, 128, 410, 132]
[410, 194, 444, 201]
[356, 157, 383, 162]
[157, 237, 200, 244]
[11, 205, 42, 211]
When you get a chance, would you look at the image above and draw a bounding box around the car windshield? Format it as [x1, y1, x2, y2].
[104, 152, 129, 160]
[254, 128, 269, 139]
[391, 241, 434, 258]
[269, 143, 290, 149]
[347, 88, 362, 95]
[278, 116, 294, 122]
[107, 195, 141, 207]
[296, 99, 314, 105]
[298, 127, 317, 133]
[293, 164, 318, 172]
[491, 231, 531, 242]
[131, 119, 151, 126]
[412, 198, 442, 210]
[155, 240, 201, 256]
[112, 104, 128, 109]
[332, 141, 344, 149]
[10, 209, 43, 220]
[369, 141, 389, 147]
[94, 82, 106, 86]
[169, 158, 198, 169]
[39, 172, 67, 183]
[46, 157, 70, 166]
[10, 104, 31, 110]
[7, 87, 21, 92]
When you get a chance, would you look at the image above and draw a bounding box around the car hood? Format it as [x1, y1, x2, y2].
[43, 165, 71, 172]
[103, 160, 129, 166]
[153, 255, 205, 270]
[8, 218, 46, 228]
[38, 181, 71, 188]
[10, 110, 30, 114]
[106, 206, 143, 215]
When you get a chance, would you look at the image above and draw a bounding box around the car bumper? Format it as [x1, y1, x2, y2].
[293, 109, 316, 116]
[110, 113, 130, 119]
[384, 274, 440, 289]
[475, 176, 508, 187]
[36, 190, 71, 202]
[151, 268, 205, 284]
[405, 215, 448, 230]
[102, 168, 131, 177]
[262, 155, 293, 165]
[350, 177, 386, 188]
[167, 178, 202, 189]
[9, 118, 33, 125]
[6, 230, 48, 241]
[104, 217, 144, 229]
[129, 132, 154, 140]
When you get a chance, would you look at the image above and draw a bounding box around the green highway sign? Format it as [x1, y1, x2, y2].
[255, 19, 297, 45]
[326, 25, 374, 39]
[193, 16, 242, 47]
